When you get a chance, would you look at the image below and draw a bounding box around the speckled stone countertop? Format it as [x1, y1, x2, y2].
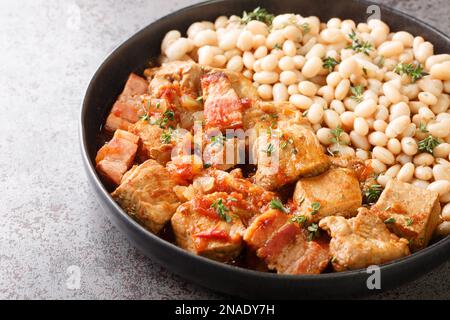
[0, 0, 449, 299]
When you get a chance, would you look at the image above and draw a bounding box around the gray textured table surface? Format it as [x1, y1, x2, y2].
[0, 0, 449, 300]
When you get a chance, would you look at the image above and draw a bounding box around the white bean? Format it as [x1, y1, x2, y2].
[289, 94, 313, 110]
[316, 128, 334, 145]
[442, 203, 450, 221]
[418, 92, 438, 105]
[433, 164, 450, 181]
[280, 70, 298, 85]
[253, 71, 279, 84]
[226, 55, 244, 72]
[340, 111, 355, 130]
[401, 137, 419, 156]
[354, 117, 369, 136]
[334, 79, 350, 100]
[298, 81, 317, 97]
[369, 131, 388, 147]
[387, 138, 402, 155]
[373, 120, 388, 132]
[413, 153, 435, 166]
[257, 84, 273, 100]
[397, 162, 415, 182]
[427, 180, 450, 196]
[261, 54, 278, 71]
[302, 57, 323, 78]
[414, 166, 433, 180]
[435, 221, 450, 237]
[411, 179, 430, 189]
[350, 131, 370, 150]
[434, 143, 450, 158]
[307, 103, 325, 124]
[354, 99, 377, 118]
[430, 61, 450, 81]
[385, 164, 401, 178]
[383, 82, 403, 104]
[373, 146, 395, 165]
[371, 159, 387, 174]
[378, 41, 404, 57]
[165, 38, 191, 60]
[272, 83, 289, 102]
[194, 29, 217, 47]
[243, 51, 255, 69]
[279, 56, 295, 71]
[323, 109, 341, 129]
[237, 31, 253, 51]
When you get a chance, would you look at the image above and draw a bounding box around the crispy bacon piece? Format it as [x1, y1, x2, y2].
[244, 209, 330, 275]
[95, 130, 139, 185]
[104, 73, 149, 132]
[201, 71, 244, 131]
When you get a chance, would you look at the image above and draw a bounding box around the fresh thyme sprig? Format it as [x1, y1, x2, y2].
[241, 7, 274, 26]
[347, 30, 373, 55]
[418, 135, 441, 154]
[365, 184, 383, 204]
[394, 63, 428, 82]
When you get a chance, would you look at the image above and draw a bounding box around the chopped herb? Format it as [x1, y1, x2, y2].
[211, 134, 225, 146]
[156, 101, 161, 109]
[161, 128, 173, 144]
[140, 113, 150, 121]
[365, 184, 383, 204]
[394, 63, 428, 82]
[265, 143, 275, 156]
[419, 123, 429, 133]
[418, 135, 441, 154]
[269, 199, 290, 214]
[241, 7, 274, 26]
[273, 43, 282, 50]
[290, 215, 307, 225]
[280, 136, 293, 149]
[211, 199, 232, 223]
[330, 125, 346, 145]
[154, 109, 175, 128]
[228, 197, 238, 202]
[362, 67, 368, 75]
[331, 256, 337, 263]
[307, 223, 320, 241]
[310, 202, 321, 215]
[327, 147, 339, 157]
[203, 163, 212, 169]
[270, 113, 279, 119]
[375, 55, 385, 68]
[406, 218, 414, 226]
[196, 96, 203, 102]
[301, 22, 310, 34]
[384, 217, 396, 224]
[302, 110, 309, 117]
[347, 30, 373, 55]
[350, 85, 365, 102]
[322, 57, 340, 72]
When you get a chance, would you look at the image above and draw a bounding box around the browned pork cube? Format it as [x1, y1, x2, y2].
[104, 73, 149, 132]
[128, 120, 173, 164]
[253, 123, 330, 190]
[293, 168, 362, 222]
[244, 209, 330, 275]
[201, 71, 244, 131]
[171, 192, 246, 262]
[319, 208, 410, 271]
[372, 179, 441, 251]
[112, 159, 180, 234]
[95, 129, 139, 185]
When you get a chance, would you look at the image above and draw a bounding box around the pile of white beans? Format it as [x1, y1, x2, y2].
[160, 13, 450, 236]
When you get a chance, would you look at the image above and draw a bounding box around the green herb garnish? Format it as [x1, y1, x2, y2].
[203, 163, 212, 169]
[418, 135, 441, 154]
[161, 128, 173, 144]
[140, 113, 150, 121]
[347, 30, 373, 55]
[290, 215, 307, 225]
[394, 63, 428, 82]
[384, 217, 396, 224]
[265, 143, 275, 156]
[154, 109, 175, 128]
[196, 96, 203, 102]
[241, 7, 274, 26]
[269, 199, 290, 214]
[211, 134, 225, 146]
[350, 85, 365, 102]
[310, 202, 321, 215]
[322, 57, 340, 72]
[365, 184, 383, 204]
[419, 123, 429, 133]
[301, 23, 310, 34]
[273, 43, 282, 50]
[307, 223, 320, 241]
[211, 198, 232, 223]
[406, 218, 414, 226]
[330, 125, 346, 145]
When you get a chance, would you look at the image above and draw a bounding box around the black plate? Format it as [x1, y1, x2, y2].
[80, 0, 450, 298]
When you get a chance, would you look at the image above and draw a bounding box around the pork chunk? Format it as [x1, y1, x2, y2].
[171, 192, 246, 262]
[128, 120, 173, 164]
[319, 208, 410, 271]
[201, 71, 244, 130]
[253, 123, 330, 190]
[372, 180, 441, 251]
[112, 159, 180, 234]
[104, 74, 149, 132]
[293, 168, 362, 222]
[244, 209, 330, 275]
[95, 129, 139, 185]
